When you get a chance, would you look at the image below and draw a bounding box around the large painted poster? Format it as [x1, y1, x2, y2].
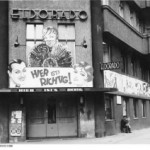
[104, 70, 150, 97]
[8, 26, 93, 88]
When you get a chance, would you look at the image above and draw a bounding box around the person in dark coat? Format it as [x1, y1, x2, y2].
[121, 116, 132, 133]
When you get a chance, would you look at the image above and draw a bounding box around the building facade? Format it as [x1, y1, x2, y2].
[0, 0, 107, 143]
[102, 0, 150, 136]
[0, 0, 150, 143]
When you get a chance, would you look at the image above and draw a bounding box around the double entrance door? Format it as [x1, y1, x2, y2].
[27, 96, 77, 138]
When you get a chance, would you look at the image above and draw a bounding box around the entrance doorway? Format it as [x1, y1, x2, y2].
[27, 96, 77, 138]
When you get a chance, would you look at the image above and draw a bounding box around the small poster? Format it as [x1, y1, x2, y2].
[10, 123, 22, 136]
[10, 111, 22, 136]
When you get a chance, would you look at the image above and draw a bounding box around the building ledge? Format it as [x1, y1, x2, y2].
[102, 5, 143, 38]
[0, 88, 118, 93]
[102, 5, 149, 54]
[106, 91, 150, 100]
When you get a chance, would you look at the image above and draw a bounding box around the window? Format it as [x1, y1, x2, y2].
[105, 94, 113, 120]
[119, 1, 124, 18]
[122, 97, 128, 116]
[103, 42, 111, 63]
[131, 56, 137, 77]
[58, 24, 75, 65]
[101, 0, 109, 5]
[141, 62, 148, 81]
[133, 99, 138, 118]
[130, 9, 134, 26]
[122, 53, 128, 74]
[141, 100, 146, 117]
[26, 24, 43, 64]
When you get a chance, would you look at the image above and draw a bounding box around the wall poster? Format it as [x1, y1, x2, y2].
[10, 111, 22, 136]
[104, 70, 150, 98]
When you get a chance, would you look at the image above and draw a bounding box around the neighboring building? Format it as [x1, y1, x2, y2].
[102, 0, 150, 136]
[0, 0, 150, 143]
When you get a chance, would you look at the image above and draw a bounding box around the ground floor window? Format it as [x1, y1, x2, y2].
[105, 94, 113, 120]
[141, 100, 146, 118]
[133, 98, 138, 118]
[122, 97, 128, 116]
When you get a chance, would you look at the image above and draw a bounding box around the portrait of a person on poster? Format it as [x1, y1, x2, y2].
[28, 26, 72, 67]
[8, 59, 27, 88]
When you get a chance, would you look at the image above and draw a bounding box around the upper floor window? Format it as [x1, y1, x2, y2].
[58, 24, 75, 65]
[130, 10, 134, 26]
[103, 42, 111, 63]
[121, 52, 128, 74]
[141, 64, 148, 82]
[26, 24, 43, 65]
[131, 56, 137, 77]
[105, 94, 113, 120]
[101, 0, 109, 5]
[119, 1, 124, 18]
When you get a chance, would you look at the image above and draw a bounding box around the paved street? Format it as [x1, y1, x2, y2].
[24, 127, 150, 144]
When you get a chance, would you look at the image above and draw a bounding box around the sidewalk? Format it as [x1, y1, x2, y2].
[22, 127, 150, 144]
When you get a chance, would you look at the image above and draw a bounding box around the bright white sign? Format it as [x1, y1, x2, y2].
[9, 67, 93, 88]
[104, 70, 150, 97]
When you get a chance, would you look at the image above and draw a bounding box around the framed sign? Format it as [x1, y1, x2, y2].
[116, 96, 122, 105]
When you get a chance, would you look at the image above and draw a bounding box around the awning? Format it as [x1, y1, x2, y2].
[0, 88, 118, 93]
[106, 91, 150, 100]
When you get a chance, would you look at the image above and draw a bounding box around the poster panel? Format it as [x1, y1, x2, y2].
[8, 26, 93, 88]
[104, 70, 150, 98]
[10, 111, 22, 136]
[9, 67, 93, 88]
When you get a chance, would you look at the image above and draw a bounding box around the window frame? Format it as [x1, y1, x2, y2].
[119, 1, 124, 18]
[133, 98, 138, 119]
[141, 100, 146, 118]
[58, 23, 76, 65]
[121, 51, 128, 74]
[103, 42, 112, 63]
[131, 55, 137, 77]
[105, 94, 114, 120]
[26, 23, 44, 65]
[122, 97, 129, 116]
[26, 23, 44, 44]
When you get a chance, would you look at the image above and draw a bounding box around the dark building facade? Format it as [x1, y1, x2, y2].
[102, 0, 150, 136]
[0, 0, 150, 143]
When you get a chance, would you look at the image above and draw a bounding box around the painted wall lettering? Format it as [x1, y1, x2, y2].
[100, 62, 120, 70]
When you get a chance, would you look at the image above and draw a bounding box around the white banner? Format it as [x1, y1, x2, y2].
[104, 70, 150, 97]
[9, 67, 93, 88]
